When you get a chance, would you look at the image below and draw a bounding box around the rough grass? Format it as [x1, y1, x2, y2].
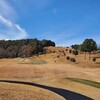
[0, 82, 63, 100]
[67, 78, 100, 88]
[30, 60, 47, 64]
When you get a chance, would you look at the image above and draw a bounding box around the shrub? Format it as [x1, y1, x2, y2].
[98, 50, 100, 53]
[66, 56, 70, 60]
[38, 52, 42, 55]
[92, 57, 96, 62]
[69, 50, 72, 53]
[57, 55, 60, 58]
[73, 50, 78, 55]
[63, 51, 66, 56]
[66, 49, 68, 51]
[53, 51, 56, 53]
[69, 58, 76, 62]
[58, 50, 61, 52]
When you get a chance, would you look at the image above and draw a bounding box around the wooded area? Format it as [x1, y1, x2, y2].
[0, 39, 55, 58]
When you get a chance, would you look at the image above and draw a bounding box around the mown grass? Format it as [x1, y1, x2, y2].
[67, 78, 100, 88]
[30, 60, 47, 64]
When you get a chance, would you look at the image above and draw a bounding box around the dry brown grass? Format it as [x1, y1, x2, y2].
[0, 46, 100, 100]
[0, 82, 64, 100]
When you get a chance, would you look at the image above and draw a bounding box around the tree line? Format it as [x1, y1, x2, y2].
[71, 39, 98, 60]
[0, 39, 55, 58]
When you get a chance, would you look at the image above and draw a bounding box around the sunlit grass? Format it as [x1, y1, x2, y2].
[30, 60, 47, 64]
[67, 78, 100, 88]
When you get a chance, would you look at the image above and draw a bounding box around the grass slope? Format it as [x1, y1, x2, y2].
[30, 60, 47, 64]
[67, 78, 100, 88]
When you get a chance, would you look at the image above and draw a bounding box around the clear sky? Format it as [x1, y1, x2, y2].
[0, 0, 100, 46]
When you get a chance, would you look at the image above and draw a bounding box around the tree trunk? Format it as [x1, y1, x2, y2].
[89, 52, 91, 60]
[84, 52, 86, 59]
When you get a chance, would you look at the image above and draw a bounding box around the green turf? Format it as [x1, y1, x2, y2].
[30, 60, 47, 64]
[67, 78, 100, 88]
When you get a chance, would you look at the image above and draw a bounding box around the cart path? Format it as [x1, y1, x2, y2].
[0, 80, 93, 100]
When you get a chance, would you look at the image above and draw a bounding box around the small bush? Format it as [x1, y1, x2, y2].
[92, 57, 96, 62]
[69, 50, 72, 53]
[70, 58, 76, 62]
[58, 50, 60, 52]
[73, 50, 78, 55]
[38, 52, 42, 55]
[53, 51, 56, 53]
[57, 55, 60, 58]
[66, 56, 70, 60]
[97, 50, 100, 53]
[49, 50, 52, 53]
[66, 49, 68, 51]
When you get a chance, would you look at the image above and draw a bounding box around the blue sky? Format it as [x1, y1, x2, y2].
[0, 0, 100, 46]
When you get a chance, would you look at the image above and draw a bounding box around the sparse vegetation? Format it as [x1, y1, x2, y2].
[72, 50, 78, 56]
[71, 44, 80, 51]
[52, 51, 56, 53]
[66, 56, 70, 60]
[57, 55, 60, 58]
[92, 57, 96, 62]
[69, 58, 76, 62]
[66, 49, 68, 51]
[69, 50, 72, 54]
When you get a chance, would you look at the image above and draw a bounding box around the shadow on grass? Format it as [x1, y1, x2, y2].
[0, 80, 93, 100]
